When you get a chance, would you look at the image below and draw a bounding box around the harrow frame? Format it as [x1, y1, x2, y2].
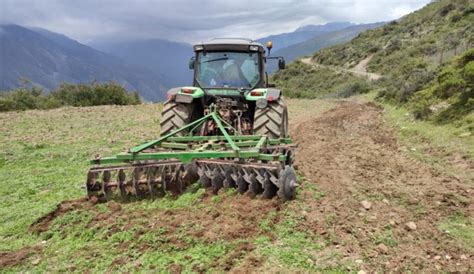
[90, 110, 294, 166]
[87, 109, 297, 202]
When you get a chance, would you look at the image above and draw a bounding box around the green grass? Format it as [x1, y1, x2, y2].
[255, 213, 324, 269]
[252, 176, 353, 272]
[362, 92, 473, 182]
[0, 105, 162, 250]
[273, 60, 371, 99]
[0, 100, 336, 272]
[3, 96, 467, 271]
[439, 212, 474, 252]
[372, 229, 398, 248]
[360, 92, 474, 253]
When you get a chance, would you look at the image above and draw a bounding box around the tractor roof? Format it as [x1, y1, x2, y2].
[193, 38, 265, 53]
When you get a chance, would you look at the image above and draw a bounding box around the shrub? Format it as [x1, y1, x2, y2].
[410, 87, 436, 119]
[409, 49, 474, 123]
[0, 97, 16, 112]
[0, 81, 141, 112]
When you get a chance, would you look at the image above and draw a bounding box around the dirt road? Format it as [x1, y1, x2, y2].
[301, 57, 382, 81]
[291, 100, 472, 272]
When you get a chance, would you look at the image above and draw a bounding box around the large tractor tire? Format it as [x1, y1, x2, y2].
[253, 99, 288, 139]
[159, 100, 196, 136]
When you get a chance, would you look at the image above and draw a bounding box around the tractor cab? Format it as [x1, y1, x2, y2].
[189, 38, 285, 92]
[162, 38, 288, 140]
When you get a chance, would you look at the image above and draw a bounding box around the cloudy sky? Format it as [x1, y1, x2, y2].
[0, 0, 431, 44]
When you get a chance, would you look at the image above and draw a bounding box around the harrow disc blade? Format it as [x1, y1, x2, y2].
[199, 175, 211, 188]
[211, 168, 224, 194]
[262, 177, 278, 199]
[118, 169, 127, 200]
[86, 161, 183, 203]
[248, 174, 263, 197]
[222, 167, 236, 189]
[182, 163, 200, 188]
[102, 170, 113, 200]
[133, 167, 146, 197]
[197, 163, 212, 188]
[277, 165, 298, 201]
[236, 176, 248, 194]
[87, 158, 298, 203]
[164, 166, 184, 195]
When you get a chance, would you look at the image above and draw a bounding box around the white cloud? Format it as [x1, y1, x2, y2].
[390, 4, 416, 19]
[0, 0, 431, 43]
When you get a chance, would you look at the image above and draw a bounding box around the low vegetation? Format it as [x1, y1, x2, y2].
[0, 100, 342, 272]
[0, 81, 141, 112]
[273, 60, 371, 98]
[409, 49, 473, 130]
[275, 0, 473, 132]
[315, 0, 473, 103]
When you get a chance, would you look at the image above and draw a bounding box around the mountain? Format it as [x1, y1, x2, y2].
[89, 22, 355, 88]
[275, 0, 473, 128]
[273, 23, 385, 63]
[267, 22, 385, 73]
[92, 39, 194, 88]
[256, 22, 354, 52]
[295, 22, 357, 33]
[312, 0, 473, 109]
[0, 25, 167, 101]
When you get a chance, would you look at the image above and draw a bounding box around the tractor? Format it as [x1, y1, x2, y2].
[86, 38, 298, 202]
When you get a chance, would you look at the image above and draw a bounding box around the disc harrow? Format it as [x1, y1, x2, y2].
[86, 110, 298, 203]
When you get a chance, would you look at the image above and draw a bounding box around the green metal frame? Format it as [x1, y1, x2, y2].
[90, 110, 292, 165]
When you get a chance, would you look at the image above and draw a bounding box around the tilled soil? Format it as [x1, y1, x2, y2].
[27, 192, 280, 271]
[0, 246, 41, 268]
[30, 197, 93, 233]
[14, 99, 472, 272]
[291, 100, 473, 272]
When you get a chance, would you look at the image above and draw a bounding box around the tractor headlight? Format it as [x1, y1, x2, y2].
[256, 98, 268, 109]
[194, 45, 204, 51]
[249, 45, 259, 51]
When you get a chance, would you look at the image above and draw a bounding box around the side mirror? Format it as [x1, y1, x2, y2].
[278, 58, 286, 70]
[189, 57, 195, 70]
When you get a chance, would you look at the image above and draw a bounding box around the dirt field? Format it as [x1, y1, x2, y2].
[292, 100, 472, 272]
[0, 99, 472, 272]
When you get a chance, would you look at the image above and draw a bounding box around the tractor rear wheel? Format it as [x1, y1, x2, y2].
[253, 98, 288, 139]
[159, 100, 196, 136]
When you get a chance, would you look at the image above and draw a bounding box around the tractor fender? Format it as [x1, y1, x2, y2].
[245, 88, 281, 102]
[166, 87, 204, 103]
[266, 88, 281, 101]
[166, 87, 182, 99]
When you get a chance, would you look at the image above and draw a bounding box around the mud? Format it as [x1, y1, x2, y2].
[87, 193, 280, 244]
[30, 197, 93, 233]
[291, 100, 473, 272]
[0, 246, 41, 268]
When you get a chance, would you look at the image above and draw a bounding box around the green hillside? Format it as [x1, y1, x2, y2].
[411, 49, 473, 127]
[275, 0, 473, 129]
[274, 23, 384, 63]
[272, 60, 371, 99]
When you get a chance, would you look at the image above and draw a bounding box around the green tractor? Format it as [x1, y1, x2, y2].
[161, 38, 288, 139]
[86, 38, 298, 202]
